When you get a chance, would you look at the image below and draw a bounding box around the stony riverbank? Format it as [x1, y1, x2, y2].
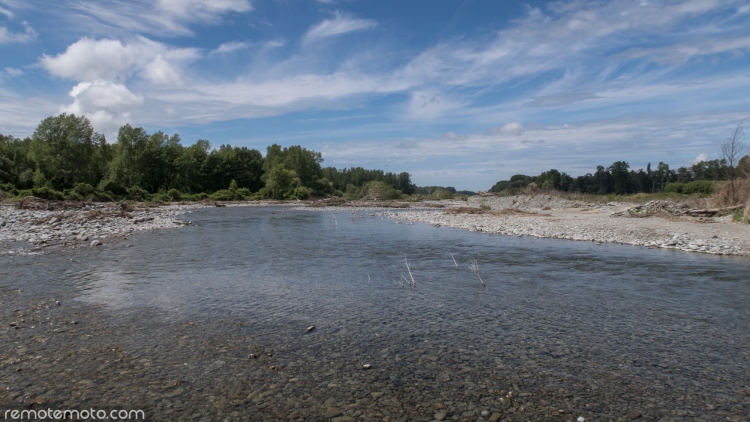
[0, 203, 197, 255]
[375, 195, 750, 257]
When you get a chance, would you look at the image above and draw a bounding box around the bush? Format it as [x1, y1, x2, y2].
[166, 188, 182, 201]
[210, 189, 235, 201]
[98, 180, 127, 195]
[363, 181, 402, 200]
[293, 186, 311, 200]
[427, 188, 454, 200]
[31, 186, 65, 200]
[72, 182, 95, 198]
[682, 180, 715, 195]
[664, 181, 715, 195]
[344, 183, 364, 199]
[126, 186, 150, 201]
[664, 182, 684, 193]
[237, 188, 252, 198]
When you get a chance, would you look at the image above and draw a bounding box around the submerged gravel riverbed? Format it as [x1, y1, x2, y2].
[1, 204, 750, 422]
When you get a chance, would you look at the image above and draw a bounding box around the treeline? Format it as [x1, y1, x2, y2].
[0, 113, 416, 201]
[491, 159, 750, 196]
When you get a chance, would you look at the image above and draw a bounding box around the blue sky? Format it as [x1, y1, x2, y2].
[1, 0, 749, 190]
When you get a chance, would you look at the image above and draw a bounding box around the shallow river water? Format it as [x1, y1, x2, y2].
[1, 206, 749, 421]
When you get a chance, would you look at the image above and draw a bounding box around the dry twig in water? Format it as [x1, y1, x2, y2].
[404, 254, 416, 288]
[469, 258, 485, 287]
[450, 253, 458, 268]
[382, 264, 397, 286]
[330, 212, 337, 226]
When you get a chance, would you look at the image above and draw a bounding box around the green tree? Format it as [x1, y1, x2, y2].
[609, 161, 630, 194]
[265, 164, 293, 199]
[30, 113, 103, 189]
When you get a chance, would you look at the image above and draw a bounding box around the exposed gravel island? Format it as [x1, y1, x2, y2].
[0, 202, 197, 255]
[381, 195, 750, 257]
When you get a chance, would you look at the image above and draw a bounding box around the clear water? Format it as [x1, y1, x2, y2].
[2, 206, 749, 421]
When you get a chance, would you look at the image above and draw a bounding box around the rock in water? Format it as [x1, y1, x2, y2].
[90, 240, 102, 247]
[306, 325, 315, 332]
[362, 363, 372, 370]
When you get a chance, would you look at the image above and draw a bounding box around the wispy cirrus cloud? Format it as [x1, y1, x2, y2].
[210, 40, 251, 55]
[304, 12, 376, 42]
[0, 20, 35, 43]
[70, 0, 252, 37]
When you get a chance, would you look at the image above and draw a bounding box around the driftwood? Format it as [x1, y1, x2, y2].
[679, 204, 744, 217]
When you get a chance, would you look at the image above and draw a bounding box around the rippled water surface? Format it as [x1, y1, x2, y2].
[2, 206, 750, 421]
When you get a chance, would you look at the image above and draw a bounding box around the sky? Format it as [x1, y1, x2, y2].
[1, 0, 749, 191]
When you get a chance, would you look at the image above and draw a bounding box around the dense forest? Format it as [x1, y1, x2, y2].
[490, 158, 750, 196]
[0, 113, 417, 201]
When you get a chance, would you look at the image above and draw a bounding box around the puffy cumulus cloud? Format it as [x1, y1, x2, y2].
[0, 21, 36, 44]
[141, 55, 182, 85]
[40, 36, 198, 84]
[304, 12, 376, 42]
[41, 38, 142, 81]
[61, 80, 144, 138]
[693, 152, 709, 163]
[40, 36, 199, 82]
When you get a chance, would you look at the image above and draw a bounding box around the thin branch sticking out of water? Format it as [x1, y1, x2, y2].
[330, 212, 337, 226]
[469, 258, 485, 287]
[382, 264, 397, 286]
[404, 254, 416, 288]
[450, 253, 458, 268]
[368, 274, 371, 284]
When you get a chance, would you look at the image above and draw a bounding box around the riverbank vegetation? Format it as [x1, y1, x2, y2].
[489, 122, 749, 220]
[0, 114, 427, 203]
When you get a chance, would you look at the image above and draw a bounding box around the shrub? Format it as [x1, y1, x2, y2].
[427, 188, 454, 200]
[293, 186, 311, 200]
[72, 182, 95, 198]
[98, 180, 127, 195]
[150, 193, 169, 203]
[237, 188, 252, 199]
[31, 186, 65, 200]
[166, 188, 182, 201]
[210, 189, 235, 201]
[664, 182, 684, 193]
[344, 183, 364, 199]
[126, 186, 150, 201]
[682, 180, 715, 195]
[479, 204, 491, 210]
[363, 181, 402, 200]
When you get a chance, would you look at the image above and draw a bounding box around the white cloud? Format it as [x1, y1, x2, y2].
[485, 122, 525, 136]
[211, 40, 251, 54]
[72, 0, 252, 37]
[141, 55, 182, 85]
[3, 67, 22, 77]
[0, 6, 12, 18]
[304, 12, 376, 41]
[0, 21, 35, 44]
[693, 152, 709, 163]
[61, 80, 144, 138]
[39, 37, 197, 82]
